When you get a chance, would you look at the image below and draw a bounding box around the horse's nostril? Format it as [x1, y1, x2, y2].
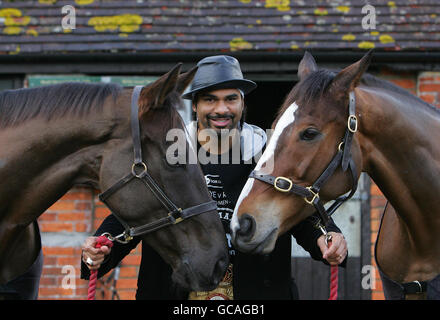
[237, 214, 256, 242]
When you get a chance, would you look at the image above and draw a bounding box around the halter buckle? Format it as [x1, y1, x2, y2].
[169, 208, 183, 224]
[347, 115, 358, 133]
[131, 161, 148, 178]
[304, 186, 319, 205]
[338, 141, 344, 152]
[274, 176, 293, 193]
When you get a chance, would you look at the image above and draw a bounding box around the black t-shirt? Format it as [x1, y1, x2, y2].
[197, 141, 255, 259]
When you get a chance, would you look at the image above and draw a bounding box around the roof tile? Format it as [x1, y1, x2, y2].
[0, 0, 438, 55]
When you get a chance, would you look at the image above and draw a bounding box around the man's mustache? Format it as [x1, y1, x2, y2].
[207, 114, 234, 120]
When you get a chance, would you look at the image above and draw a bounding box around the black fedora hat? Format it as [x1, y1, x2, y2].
[182, 55, 257, 100]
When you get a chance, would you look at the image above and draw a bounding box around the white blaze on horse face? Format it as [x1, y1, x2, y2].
[231, 102, 298, 234]
[255, 102, 298, 172]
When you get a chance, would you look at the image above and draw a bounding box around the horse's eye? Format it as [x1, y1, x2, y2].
[300, 128, 321, 141]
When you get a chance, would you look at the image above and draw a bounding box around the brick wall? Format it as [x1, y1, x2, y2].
[37, 187, 141, 300]
[418, 72, 440, 108]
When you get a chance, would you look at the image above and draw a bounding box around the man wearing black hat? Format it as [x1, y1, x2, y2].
[182, 55, 347, 299]
[80, 55, 347, 300]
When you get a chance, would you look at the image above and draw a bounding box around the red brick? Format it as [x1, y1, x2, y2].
[47, 201, 76, 212]
[43, 247, 75, 256]
[95, 206, 111, 219]
[75, 202, 92, 211]
[371, 219, 380, 232]
[419, 83, 440, 92]
[418, 76, 435, 82]
[57, 256, 81, 266]
[57, 212, 86, 221]
[41, 256, 57, 266]
[39, 212, 57, 221]
[371, 196, 387, 208]
[371, 232, 379, 244]
[61, 189, 93, 200]
[39, 277, 57, 286]
[375, 278, 384, 291]
[122, 254, 142, 266]
[116, 278, 138, 290]
[390, 78, 416, 90]
[370, 183, 383, 196]
[76, 286, 89, 297]
[419, 93, 436, 104]
[370, 208, 383, 220]
[94, 220, 105, 229]
[119, 266, 138, 278]
[370, 244, 376, 256]
[39, 287, 74, 297]
[40, 222, 73, 232]
[118, 290, 136, 300]
[372, 291, 385, 300]
[75, 222, 89, 232]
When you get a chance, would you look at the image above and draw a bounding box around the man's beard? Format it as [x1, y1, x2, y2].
[206, 114, 237, 137]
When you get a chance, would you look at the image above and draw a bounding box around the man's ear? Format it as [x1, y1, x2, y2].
[298, 51, 318, 81]
[138, 63, 182, 114]
[328, 50, 373, 99]
[176, 65, 198, 95]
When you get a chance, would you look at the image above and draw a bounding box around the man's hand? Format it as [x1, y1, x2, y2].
[81, 236, 111, 271]
[317, 232, 347, 265]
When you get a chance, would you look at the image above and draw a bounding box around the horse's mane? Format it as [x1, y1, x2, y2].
[278, 68, 439, 118]
[0, 82, 122, 128]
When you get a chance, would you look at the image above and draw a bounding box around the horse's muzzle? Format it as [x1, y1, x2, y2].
[173, 252, 229, 292]
[232, 214, 278, 255]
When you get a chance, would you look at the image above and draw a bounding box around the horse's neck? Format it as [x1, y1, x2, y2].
[0, 112, 116, 223]
[359, 86, 440, 251]
[0, 100, 124, 284]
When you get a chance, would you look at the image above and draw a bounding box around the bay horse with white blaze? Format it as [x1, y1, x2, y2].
[0, 64, 228, 299]
[231, 51, 440, 299]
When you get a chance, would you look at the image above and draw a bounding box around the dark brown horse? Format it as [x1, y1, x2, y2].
[231, 51, 440, 299]
[0, 64, 228, 299]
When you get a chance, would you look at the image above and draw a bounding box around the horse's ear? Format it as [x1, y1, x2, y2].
[298, 51, 318, 81]
[139, 63, 182, 113]
[329, 50, 373, 97]
[176, 65, 198, 94]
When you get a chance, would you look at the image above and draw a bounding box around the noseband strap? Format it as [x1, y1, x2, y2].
[98, 86, 217, 243]
[250, 91, 359, 227]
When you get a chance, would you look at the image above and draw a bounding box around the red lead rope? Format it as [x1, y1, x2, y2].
[327, 237, 338, 300]
[329, 265, 339, 300]
[87, 236, 114, 300]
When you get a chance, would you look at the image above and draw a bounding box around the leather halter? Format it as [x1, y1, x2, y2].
[250, 91, 359, 227]
[98, 86, 217, 243]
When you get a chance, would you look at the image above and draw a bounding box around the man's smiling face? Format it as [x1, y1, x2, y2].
[193, 88, 244, 134]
